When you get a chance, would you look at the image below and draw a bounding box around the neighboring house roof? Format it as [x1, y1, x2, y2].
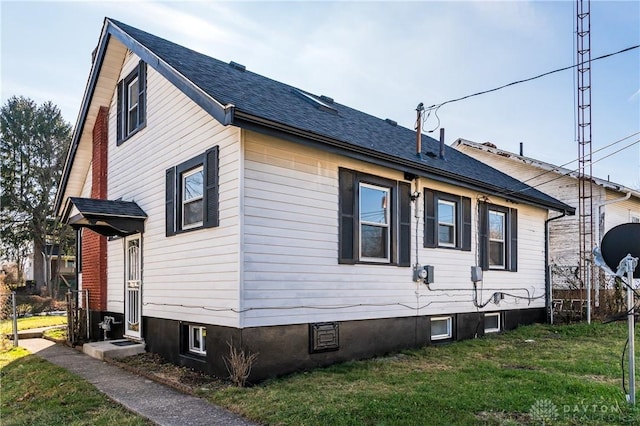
[55, 18, 574, 216]
[452, 138, 640, 200]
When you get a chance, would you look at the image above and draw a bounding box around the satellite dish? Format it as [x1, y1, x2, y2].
[600, 223, 640, 278]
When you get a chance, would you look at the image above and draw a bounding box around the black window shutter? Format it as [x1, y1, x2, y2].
[461, 196, 472, 251]
[338, 168, 356, 264]
[398, 182, 411, 266]
[509, 208, 518, 272]
[479, 202, 489, 270]
[204, 146, 219, 228]
[165, 167, 176, 237]
[138, 61, 146, 127]
[424, 189, 436, 248]
[116, 80, 123, 144]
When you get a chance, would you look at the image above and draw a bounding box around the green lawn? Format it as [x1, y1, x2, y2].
[0, 315, 66, 335]
[0, 347, 150, 425]
[2, 322, 640, 425]
[204, 322, 640, 425]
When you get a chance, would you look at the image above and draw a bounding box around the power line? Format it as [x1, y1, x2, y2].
[424, 44, 640, 113]
[501, 137, 640, 197]
[517, 131, 640, 185]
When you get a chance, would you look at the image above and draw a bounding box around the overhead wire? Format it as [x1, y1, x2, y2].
[498, 136, 640, 197]
[514, 131, 640, 186]
[422, 44, 640, 113]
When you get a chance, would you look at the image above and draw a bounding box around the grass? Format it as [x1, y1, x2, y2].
[3, 321, 640, 425]
[0, 315, 67, 335]
[0, 347, 150, 425]
[201, 322, 640, 425]
[42, 327, 67, 341]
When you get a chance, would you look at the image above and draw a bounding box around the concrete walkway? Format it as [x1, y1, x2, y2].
[18, 339, 260, 426]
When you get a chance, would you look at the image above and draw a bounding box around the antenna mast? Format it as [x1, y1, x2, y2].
[576, 0, 594, 320]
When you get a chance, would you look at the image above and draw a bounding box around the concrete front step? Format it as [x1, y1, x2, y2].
[83, 339, 146, 360]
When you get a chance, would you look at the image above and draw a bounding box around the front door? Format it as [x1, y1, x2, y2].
[124, 234, 142, 339]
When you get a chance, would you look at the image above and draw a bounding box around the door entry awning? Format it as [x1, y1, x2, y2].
[65, 197, 147, 237]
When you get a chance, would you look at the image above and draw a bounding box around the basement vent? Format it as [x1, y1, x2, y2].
[309, 322, 339, 353]
[229, 61, 246, 72]
[385, 118, 398, 126]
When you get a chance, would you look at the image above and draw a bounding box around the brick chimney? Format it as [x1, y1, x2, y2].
[82, 106, 108, 311]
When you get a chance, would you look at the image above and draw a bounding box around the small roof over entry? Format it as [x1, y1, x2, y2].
[64, 197, 147, 237]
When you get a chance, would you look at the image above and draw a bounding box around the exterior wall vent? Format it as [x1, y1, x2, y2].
[309, 322, 339, 353]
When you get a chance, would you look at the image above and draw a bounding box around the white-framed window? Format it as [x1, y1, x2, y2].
[437, 199, 456, 247]
[117, 60, 146, 144]
[181, 166, 204, 229]
[166, 146, 219, 236]
[127, 76, 140, 134]
[489, 209, 506, 268]
[423, 189, 472, 251]
[484, 312, 501, 333]
[359, 183, 391, 262]
[431, 316, 452, 340]
[188, 325, 207, 355]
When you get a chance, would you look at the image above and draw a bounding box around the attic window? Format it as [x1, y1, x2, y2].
[294, 90, 337, 114]
[116, 60, 146, 144]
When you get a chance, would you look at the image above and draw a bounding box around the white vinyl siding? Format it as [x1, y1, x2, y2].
[241, 132, 547, 328]
[92, 52, 552, 331]
[106, 53, 241, 327]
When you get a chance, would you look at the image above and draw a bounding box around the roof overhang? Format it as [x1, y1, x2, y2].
[63, 197, 147, 237]
[233, 112, 576, 215]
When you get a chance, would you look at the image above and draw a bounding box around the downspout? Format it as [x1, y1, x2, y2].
[594, 192, 632, 308]
[546, 212, 567, 324]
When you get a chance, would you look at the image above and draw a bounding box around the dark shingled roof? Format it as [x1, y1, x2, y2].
[105, 18, 573, 214]
[67, 197, 147, 237]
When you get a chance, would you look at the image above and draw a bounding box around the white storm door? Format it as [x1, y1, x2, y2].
[124, 234, 142, 339]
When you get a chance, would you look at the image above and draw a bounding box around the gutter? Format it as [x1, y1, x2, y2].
[545, 212, 567, 324]
[233, 111, 574, 215]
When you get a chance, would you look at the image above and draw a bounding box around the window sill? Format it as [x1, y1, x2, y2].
[179, 352, 207, 363]
[116, 123, 147, 146]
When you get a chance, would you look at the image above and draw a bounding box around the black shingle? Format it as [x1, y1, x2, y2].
[108, 19, 573, 214]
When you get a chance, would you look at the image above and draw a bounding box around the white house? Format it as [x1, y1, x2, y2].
[55, 18, 574, 380]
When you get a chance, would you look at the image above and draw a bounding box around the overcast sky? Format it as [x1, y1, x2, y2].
[2, 0, 639, 189]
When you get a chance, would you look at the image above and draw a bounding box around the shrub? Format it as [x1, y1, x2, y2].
[223, 339, 258, 387]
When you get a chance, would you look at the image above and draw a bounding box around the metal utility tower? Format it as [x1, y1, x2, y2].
[576, 0, 594, 310]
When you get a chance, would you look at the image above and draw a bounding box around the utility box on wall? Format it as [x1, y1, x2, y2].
[471, 266, 483, 283]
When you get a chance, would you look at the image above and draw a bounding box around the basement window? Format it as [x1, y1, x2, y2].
[430, 316, 452, 341]
[484, 313, 501, 333]
[188, 325, 207, 356]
